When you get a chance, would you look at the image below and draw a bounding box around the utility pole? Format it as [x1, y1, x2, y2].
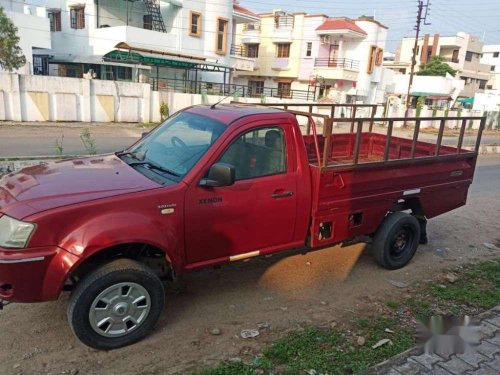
[404, 0, 431, 125]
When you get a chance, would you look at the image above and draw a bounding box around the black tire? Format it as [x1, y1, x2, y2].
[68, 259, 165, 350]
[372, 212, 421, 270]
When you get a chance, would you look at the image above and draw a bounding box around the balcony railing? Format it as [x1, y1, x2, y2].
[243, 23, 261, 31]
[150, 77, 315, 101]
[441, 57, 460, 63]
[314, 58, 360, 71]
[230, 44, 258, 58]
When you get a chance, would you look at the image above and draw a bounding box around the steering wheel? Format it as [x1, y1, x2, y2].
[171, 136, 189, 153]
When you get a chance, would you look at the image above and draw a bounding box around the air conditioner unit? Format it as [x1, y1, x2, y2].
[320, 35, 331, 44]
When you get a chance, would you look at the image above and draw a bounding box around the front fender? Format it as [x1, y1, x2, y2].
[59, 211, 184, 273]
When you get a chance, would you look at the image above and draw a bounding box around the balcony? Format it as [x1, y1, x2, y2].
[313, 58, 359, 81]
[314, 58, 359, 70]
[230, 45, 257, 72]
[271, 15, 294, 43]
[90, 26, 177, 56]
[241, 23, 261, 44]
[271, 26, 293, 43]
[272, 58, 290, 71]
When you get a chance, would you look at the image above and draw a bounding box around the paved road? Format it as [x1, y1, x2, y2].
[0, 156, 498, 375]
[0, 122, 145, 157]
[366, 306, 500, 374]
[0, 121, 498, 157]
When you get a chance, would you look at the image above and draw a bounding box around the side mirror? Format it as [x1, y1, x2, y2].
[141, 131, 149, 138]
[199, 163, 235, 187]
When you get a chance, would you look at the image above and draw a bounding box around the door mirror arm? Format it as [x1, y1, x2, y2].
[199, 163, 235, 187]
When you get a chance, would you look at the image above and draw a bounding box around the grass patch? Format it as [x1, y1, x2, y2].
[194, 318, 415, 375]
[428, 260, 500, 310]
[136, 122, 160, 129]
[195, 259, 500, 375]
[385, 300, 400, 310]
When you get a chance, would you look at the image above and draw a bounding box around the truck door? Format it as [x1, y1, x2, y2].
[184, 123, 298, 265]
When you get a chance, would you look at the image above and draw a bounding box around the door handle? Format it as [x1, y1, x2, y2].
[272, 191, 293, 199]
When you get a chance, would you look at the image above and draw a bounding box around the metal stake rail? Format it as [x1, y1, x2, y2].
[230, 102, 486, 170]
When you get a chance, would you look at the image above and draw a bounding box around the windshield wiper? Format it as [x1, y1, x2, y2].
[128, 160, 181, 177]
[117, 151, 143, 161]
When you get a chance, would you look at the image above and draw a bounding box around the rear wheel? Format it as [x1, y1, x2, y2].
[372, 212, 421, 270]
[68, 259, 165, 350]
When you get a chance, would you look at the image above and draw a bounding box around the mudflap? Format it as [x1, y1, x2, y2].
[416, 217, 428, 244]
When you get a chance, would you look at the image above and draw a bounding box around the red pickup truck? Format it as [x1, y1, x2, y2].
[0, 104, 484, 349]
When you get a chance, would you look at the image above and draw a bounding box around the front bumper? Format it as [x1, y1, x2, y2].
[0, 246, 79, 303]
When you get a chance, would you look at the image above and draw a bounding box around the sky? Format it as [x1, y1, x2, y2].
[240, 0, 500, 52]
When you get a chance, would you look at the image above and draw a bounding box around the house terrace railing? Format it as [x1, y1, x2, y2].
[314, 58, 360, 71]
[243, 23, 261, 31]
[230, 44, 258, 58]
[150, 77, 316, 101]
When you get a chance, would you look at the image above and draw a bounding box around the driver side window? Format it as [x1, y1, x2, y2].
[219, 127, 286, 180]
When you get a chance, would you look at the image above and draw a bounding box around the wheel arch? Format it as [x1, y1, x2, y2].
[65, 242, 175, 291]
[390, 196, 426, 217]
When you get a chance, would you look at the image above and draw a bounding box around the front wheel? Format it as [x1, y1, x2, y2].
[68, 259, 165, 350]
[372, 212, 421, 270]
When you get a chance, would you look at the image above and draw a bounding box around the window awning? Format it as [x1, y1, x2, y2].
[103, 42, 231, 71]
[411, 92, 451, 98]
[457, 97, 474, 104]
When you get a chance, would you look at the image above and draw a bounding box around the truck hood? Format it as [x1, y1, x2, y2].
[0, 155, 161, 219]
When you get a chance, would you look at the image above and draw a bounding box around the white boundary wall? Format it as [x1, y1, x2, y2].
[1, 73, 154, 123]
[1, 73, 307, 123]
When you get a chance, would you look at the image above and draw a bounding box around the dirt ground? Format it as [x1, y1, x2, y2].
[0, 155, 499, 375]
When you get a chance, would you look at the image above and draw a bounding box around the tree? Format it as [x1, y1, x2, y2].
[0, 6, 26, 72]
[416, 56, 456, 77]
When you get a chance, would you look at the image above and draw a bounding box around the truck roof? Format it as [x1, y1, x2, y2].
[185, 104, 288, 125]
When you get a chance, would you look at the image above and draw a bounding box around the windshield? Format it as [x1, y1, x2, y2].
[125, 112, 227, 179]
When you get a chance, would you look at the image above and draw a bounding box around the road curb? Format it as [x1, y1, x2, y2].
[464, 145, 500, 154]
[361, 305, 500, 374]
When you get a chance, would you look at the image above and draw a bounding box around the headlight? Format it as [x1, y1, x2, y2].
[0, 215, 36, 248]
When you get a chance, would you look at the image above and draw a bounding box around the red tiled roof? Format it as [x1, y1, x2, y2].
[233, 3, 259, 19]
[316, 18, 367, 35]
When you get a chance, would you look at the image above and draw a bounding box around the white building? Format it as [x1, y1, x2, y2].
[232, 12, 391, 104]
[481, 45, 500, 91]
[0, 0, 51, 75]
[385, 32, 491, 98]
[3, 0, 258, 88]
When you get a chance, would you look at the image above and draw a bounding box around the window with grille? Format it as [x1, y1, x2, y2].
[248, 81, 264, 96]
[216, 18, 228, 54]
[276, 43, 290, 58]
[306, 42, 312, 57]
[190, 11, 201, 37]
[70, 6, 85, 29]
[143, 15, 152, 30]
[247, 44, 259, 58]
[277, 82, 291, 98]
[48, 10, 61, 32]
